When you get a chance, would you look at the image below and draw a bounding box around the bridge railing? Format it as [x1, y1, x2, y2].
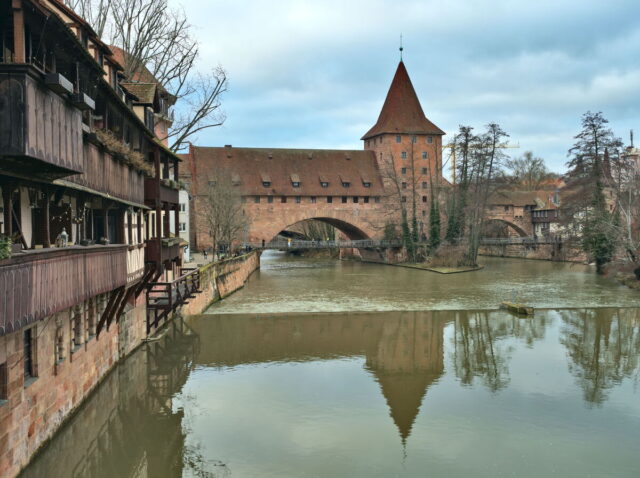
[480, 236, 563, 245]
[242, 239, 403, 250]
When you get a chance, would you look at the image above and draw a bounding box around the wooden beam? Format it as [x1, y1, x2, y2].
[105, 287, 126, 331]
[12, 0, 26, 63]
[2, 184, 13, 237]
[43, 190, 51, 248]
[96, 287, 122, 337]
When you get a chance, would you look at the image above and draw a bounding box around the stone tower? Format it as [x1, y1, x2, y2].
[362, 61, 446, 184]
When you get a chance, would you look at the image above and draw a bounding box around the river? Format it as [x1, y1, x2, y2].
[20, 253, 640, 477]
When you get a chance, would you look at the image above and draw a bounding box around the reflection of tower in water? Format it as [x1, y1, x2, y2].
[365, 312, 446, 446]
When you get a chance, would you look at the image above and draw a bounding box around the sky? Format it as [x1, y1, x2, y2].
[175, 0, 640, 173]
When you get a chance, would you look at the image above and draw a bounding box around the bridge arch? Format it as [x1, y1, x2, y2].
[250, 209, 377, 244]
[483, 218, 530, 238]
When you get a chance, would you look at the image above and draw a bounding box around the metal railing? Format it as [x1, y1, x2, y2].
[241, 239, 403, 250]
[480, 236, 563, 245]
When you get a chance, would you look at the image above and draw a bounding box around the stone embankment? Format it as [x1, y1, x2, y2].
[1, 251, 259, 478]
[479, 244, 586, 262]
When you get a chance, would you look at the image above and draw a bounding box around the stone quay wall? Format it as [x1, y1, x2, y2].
[0, 295, 147, 478]
[1, 252, 259, 477]
[479, 244, 586, 262]
[180, 251, 260, 316]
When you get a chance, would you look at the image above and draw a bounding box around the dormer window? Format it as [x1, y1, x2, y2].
[321, 182, 329, 188]
[261, 173, 271, 187]
[342, 181, 350, 188]
[291, 173, 301, 188]
[262, 181, 271, 187]
[292, 182, 300, 188]
[363, 182, 371, 188]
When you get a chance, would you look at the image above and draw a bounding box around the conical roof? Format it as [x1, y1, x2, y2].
[362, 61, 444, 140]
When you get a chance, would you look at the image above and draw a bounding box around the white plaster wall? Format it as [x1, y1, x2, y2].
[20, 187, 33, 247]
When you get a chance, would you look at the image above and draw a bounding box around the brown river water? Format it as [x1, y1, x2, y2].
[20, 252, 640, 477]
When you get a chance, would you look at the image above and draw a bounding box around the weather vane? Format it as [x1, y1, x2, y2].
[399, 34, 403, 60]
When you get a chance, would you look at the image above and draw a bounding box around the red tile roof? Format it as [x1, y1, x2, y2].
[362, 61, 445, 140]
[185, 146, 385, 197]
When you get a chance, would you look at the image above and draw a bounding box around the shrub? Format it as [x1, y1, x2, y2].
[0, 235, 12, 260]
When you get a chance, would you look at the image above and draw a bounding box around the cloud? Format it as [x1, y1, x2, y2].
[174, 0, 640, 172]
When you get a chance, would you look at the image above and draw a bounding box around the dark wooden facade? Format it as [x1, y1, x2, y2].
[0, 67, 84, 178]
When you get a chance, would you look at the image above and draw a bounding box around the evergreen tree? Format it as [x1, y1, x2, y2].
[428, 197, 441, 253]
[565, 112, 623, 274]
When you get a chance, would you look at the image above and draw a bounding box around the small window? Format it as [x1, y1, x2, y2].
[24, 328, 36, 379]
[353, 197, 359, 203]
[396, 135, 401, 143]
[374, 197, 381, 203]
[401, 152, 407, 159]
[262, 181, 271, 187]
[401, 182, 407, 189]
[180, 203, 186, 212]
[422, 168, 428, 174]
[427, 136, 433, 144]
[364, 196, 370, 204]
[401, 168, 407, 174]
[292, 182, 300, 188]
[411, 136, 417, 143]
[341, 196, 347, 203]
[311, 196, 317, 204]
[295, 196, 301, 204]
[422, 152, 427, 159]
[342, 181, 350, 188]
[321, 181, 329, 188]
[327, 197, 333, 203]
[281, 197, 287, 203]
[179, 222, 187, 231]
[363, 182, 371, 188]
[71, 309, 83, 351]
[422, 182, 428, 189]
[254, 196, 260, 203]
[268, 196, 274, 203]
[422, 210, 426, 216]
[0, 362, 7, 401]
[401, 196, 407, 203]
[422, 196, 427, 203]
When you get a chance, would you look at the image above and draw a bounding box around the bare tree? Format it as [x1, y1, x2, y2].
[201, 171, 248, 257]
[65, 0, 227, 152]
[506, 151, 554, 190]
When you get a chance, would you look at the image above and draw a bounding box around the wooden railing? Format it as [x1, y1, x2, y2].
[145, 238, 182, 265]
[0, 245, 129, 335]
[144, 177, 179, 205]
[145, 268, 200, 333]
[0, 66, 83, 176]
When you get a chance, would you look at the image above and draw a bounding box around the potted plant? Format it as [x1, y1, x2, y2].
[0, 235, 11, 260]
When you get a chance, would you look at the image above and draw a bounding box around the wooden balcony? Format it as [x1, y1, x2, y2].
[66, 143, 146, 206]
[0, 65, 84, 179]
[145, 237, 182, 266]
[0, 245, 129, 335]
[144, 177, 179, 206]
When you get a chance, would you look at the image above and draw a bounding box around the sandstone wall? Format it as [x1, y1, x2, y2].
[479, 244, 586, 262]
[0, 296, 147, 478]
[179, 251, 260, 315]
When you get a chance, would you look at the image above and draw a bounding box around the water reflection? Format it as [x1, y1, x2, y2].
[451, 312, 548, 392]
[560, 308, 640, 405]
[20, 319, 200, 478]
[19, 309, 640, 477]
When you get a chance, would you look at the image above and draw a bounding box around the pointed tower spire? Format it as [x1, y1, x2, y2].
[361, 61, 444, 140]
